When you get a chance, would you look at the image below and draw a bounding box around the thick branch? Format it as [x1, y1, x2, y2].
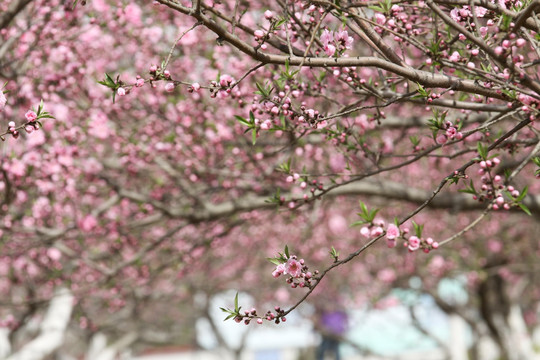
[7, 288, 73, 360]
[155, 0, 506, 100]
[0, 0, 33, 30]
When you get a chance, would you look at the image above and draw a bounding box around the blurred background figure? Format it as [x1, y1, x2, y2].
[315, 304, 348, 360]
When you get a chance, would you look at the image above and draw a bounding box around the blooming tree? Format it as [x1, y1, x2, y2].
[1, 0, 540, 359]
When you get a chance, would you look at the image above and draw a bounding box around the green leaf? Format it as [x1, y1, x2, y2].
[329, 246, 339, 260]
[518, 203, 532, 216]
[412, 221, 424, 238]
[252, 129, 257, 145]
[235, 115, 251, 127]
[267, 258, 282, 266]
[284, 245, 290, 258]
[349, 220, 367, 227]
[517, 186, 528, 201]
[234, 292, 239, 312]
[477, 142, 487, 160]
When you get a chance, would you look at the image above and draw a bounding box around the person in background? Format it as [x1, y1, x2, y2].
[314, 304, 348, 360]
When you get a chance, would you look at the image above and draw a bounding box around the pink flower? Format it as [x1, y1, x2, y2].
[450, 8, 461, 22]
[264, 10, 274, 20]
[408, 236, 420, 251]
[165, 82, 175, 92]
[474, 6, 487, 17]
[79, 215, 98, 231]
[47, 248, 62, 261]
[285, 258, 302, 278]
[320, 29, 333, 46]
[371, 226, 383, 237]
[272, 263, 286, 278]
[117, 87, 126, 96]
[334, 30, 353, 49]
[219, 74, 234, 87]
[448, 51, 460, 62]
[386, 224, 400, 240]
[324, 44, 336, 57]
[436, 134, 447, 144]
[516, 38, 526, 48]
[360, 226, 370, 238]
[25, 110, 37, 122]
[375, 13, 386, 25]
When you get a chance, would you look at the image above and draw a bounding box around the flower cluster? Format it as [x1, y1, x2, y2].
[209, 74, 238, 98]
[464, 155, 529, 213]
[360, 219, 385, 239]
[385, 223, 439, 253]
[269, 246, 317, 289]
[450, 5, 488, 23]
[320, 29, 353, 57]
[436, 120, 463, 144]
[2, 100, 51, 141]
[224, 303, 287, 326]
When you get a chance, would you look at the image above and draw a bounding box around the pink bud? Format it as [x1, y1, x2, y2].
[165, 82, 175, 92]
[516, 38, 526, 48]
[117, 87, 126, 96]
[25, 110, 37, 122]
[264, 10, 274, 20]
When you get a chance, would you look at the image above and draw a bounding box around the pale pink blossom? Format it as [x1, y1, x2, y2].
[450, 8, 461, 22]
[165, 82, 175, 92]
[371, 226, 384, 237]
[386, 224, 400, 240]
[436, 134, 447, 144]
[272, 263, 286, 278]
[448, 51, 460, 62]
[479, 27, 488, 37]
[320, 29, 333, 46]
[375, 13, 386, 25]
[254, 30, 264, 39]
[408, 236, 420, 251]
[474, 6, 488, 17]
[360, 226, 370, 238]
[334, 30, 353, 49]
[219, 74, 234, 87]
[324, 44, 336, 57]
[25, 110, 37, 122]
[79, 214, 98, 231]
[286, 258, 302, 278]
[47, 248, 62, 261]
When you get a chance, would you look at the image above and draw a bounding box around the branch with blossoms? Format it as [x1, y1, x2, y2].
[88, 0, 540, 329]
[0, 97, 54, 141]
